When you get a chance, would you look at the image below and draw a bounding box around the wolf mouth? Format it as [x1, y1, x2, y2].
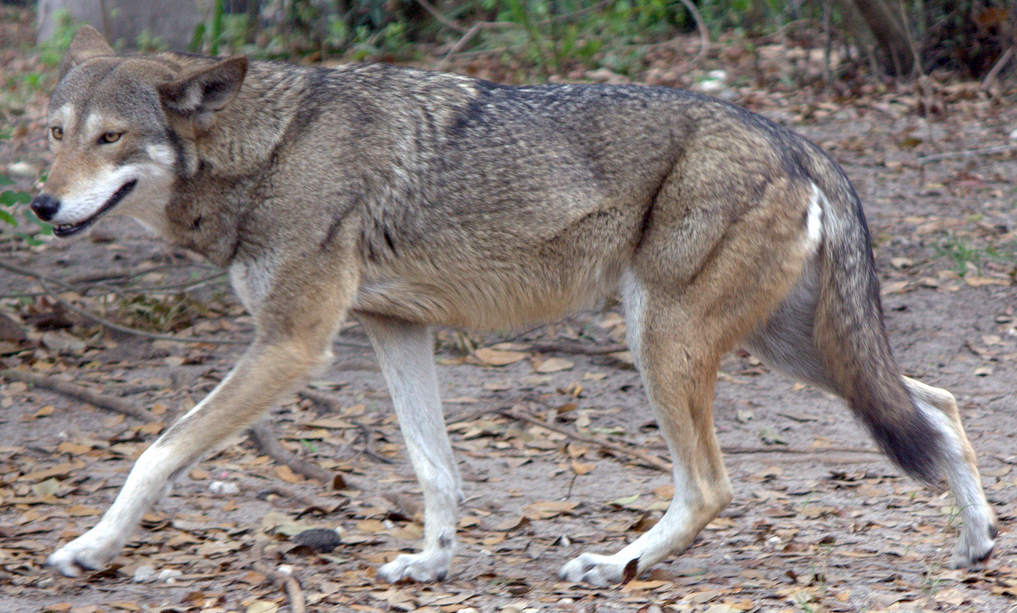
[53, 179, 138, 237]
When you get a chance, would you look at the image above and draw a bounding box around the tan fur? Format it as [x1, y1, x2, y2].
[34, 27, 996, 584]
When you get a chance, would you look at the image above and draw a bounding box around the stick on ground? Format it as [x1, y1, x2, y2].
[0, 368, 153, 421]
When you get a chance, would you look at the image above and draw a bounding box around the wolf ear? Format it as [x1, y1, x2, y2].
[157, 57, 249, 119]
[58, 25, 115, 78]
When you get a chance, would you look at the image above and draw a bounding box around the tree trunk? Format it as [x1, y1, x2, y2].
[846, 0, 920, 77]
[37, 0, 204, 51]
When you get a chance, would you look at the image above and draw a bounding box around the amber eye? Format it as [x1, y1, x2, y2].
[50, 126, 63, 141]
[99, 131, 122, 144]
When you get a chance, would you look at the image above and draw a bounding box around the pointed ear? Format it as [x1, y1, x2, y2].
[157, 57, 249, 117]
[59, 25, 115, 77]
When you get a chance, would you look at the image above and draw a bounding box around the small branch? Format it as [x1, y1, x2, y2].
[251, 542, 306, 613]
[481, 405, 881, 475]
[529, 340, 628, 355]
[431, 0, 614, 70]
[0, 371, 351, 491]
[501, 406, 673, 472]
[672, 0, 709, 71]
[917, 144, 1017, 164]
[438, 21, 515, 70]
[413, 0, 468, 33]
[982, 47, 1014, 91]
[723, 445, 879, 455]
[299, 389, 394, 463]
[0, 260, 247, 345]
[256, 484, 316, 507]
[247, 422, 336, 487]
[0, 368, 153, 421]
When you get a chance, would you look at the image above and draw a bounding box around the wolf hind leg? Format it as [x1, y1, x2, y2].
[744, 280, 997, 568]
[360, 315, 463, 583]
[902, 377, 997, 567]
[560, 272, 737, 586]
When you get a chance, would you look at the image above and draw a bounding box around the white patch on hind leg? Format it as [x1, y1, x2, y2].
[912, 392, 996, 566]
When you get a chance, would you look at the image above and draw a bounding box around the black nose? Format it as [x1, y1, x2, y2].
[30, 194, 60, 221]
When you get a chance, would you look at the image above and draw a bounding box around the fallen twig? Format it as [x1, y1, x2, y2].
[500, 406, 673, 472]
[917, 144, 1017, 164]
[0, 368, 153, 421]
[299, 388, 394, 463]
[1, 367, 352, 493]
[247, 422, 336, 487]
[982, 47, 1015, 91]
[252, 541, 306, 613]
[483, 405, 882, 475]
[723, 445, 879, 455]
[529, 340, 628, 355]
[0, 260, 248, 345]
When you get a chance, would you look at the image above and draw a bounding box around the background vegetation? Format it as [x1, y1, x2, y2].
[181, 0, 1016, 81]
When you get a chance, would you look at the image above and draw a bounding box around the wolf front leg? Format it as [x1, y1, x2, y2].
[48, 272, 349, 577]
[359, 315, 463, 583]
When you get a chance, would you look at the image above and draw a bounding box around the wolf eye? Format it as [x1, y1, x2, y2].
[50, 127, 63, 141]
[99, 131, 123, 144]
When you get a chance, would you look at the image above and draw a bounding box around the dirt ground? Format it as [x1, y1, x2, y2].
[2, 16, 1016, 613]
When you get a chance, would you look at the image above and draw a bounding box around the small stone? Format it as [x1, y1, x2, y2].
[291, 527, 342, 553]
[157, 568, 182, 583]
[7, 161, 40, 178]
[208, 480, 240, 496]
[132, 565, 156, 583]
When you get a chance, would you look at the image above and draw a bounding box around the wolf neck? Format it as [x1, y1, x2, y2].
[165, 63, 313, 267]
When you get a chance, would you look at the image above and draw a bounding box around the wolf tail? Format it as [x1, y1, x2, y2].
[747, 154, 944, 485]
[817, 169, 944, 483]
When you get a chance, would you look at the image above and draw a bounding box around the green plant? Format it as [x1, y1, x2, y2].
[1, 130, 51, 246]
[936, 235, 1017, 276]
[135, 29, 168, 53]
[38, 9, 85, 66]
[0, 175, 50, 246]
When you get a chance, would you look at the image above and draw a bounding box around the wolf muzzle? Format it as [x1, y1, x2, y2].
[30, 180, 138, 237]
[30, 193, 60, 222]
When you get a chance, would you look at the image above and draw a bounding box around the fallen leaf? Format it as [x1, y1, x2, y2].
[475, 347, 528, 366]
[570, 459, 596, 475]
[522, 500, 578, 519]
[490, 515, 529, 531]
[609, 494, 640, 507]
[880, 280, 909, 295]
[534, 357, 574, 373]
[965, 276, 1009, 287]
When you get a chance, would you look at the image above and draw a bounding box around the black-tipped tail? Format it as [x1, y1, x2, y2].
[812, 170, 944, 485]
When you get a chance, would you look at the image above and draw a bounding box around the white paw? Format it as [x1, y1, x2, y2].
[559, 553, 634, 587]
[377, 550, 452, 583]
[48, 527, 123, 577]
[947, 520, 997, 569]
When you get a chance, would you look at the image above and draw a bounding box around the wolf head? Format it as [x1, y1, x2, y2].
[31, 26, 248, 237]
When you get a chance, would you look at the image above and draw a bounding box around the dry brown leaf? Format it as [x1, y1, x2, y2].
[274, 464, 302, 483]
[474, 347, 528, 366]
[534, 357, 574, 373]
[523, 500, 578, 520]
[570, 459, 596, 475]
[490, 515, 529, 531]
[965, 276, 1010, 287]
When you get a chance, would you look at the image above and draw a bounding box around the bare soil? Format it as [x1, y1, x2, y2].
[1, 19, 1016, 613]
